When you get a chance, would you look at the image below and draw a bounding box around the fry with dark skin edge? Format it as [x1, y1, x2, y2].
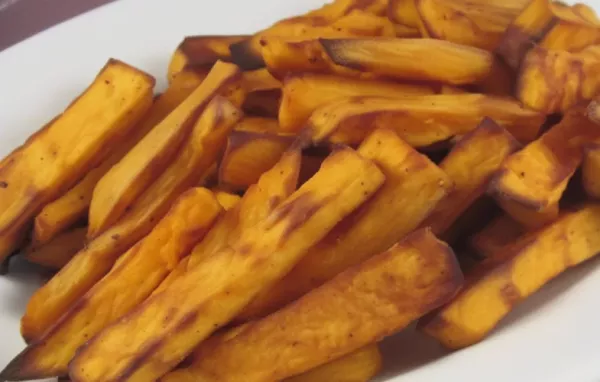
[320, 38, 495, 85]
[160, 228, 463, 382]
[238, 128, 451, 321]
[68, 147, 385, 382]
[497, 0, 600, 69]
[305, 95, 543, 148]
[490, 107, 600, 229]
[20, 96, 243, 343]
[231, 9, 395, 71]
[218, 129, 294, 190]
[419, 204, 600, 349]
[167, 35, 247, 82]
[583, 142, 600, 199]
[1, 188, 222, 380]
[278, 73, 436, 133]
[416, 0, 530, 51]
[242, 89, 282, 118]
[24, 228, 87, 270]
[33, 72, 204, 245]
[285, 345, 382, 382]
[88, 61, 243, 240]
[420, 119, 521, 236]
[0, 59, 154, 262]
[153, 148, 301, 295]
[469, 215, 524, 259]
[516, 45, 600, 114]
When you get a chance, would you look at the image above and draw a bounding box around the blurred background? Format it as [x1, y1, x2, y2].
[0, 0, 114, 51]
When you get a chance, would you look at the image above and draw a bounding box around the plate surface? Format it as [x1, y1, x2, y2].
[1, 1, 600, 381]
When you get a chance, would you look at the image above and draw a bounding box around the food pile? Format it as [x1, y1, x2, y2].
[1, 0, 600, 381]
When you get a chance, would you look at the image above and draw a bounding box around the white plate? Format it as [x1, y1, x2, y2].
[1, 1, 600, 381]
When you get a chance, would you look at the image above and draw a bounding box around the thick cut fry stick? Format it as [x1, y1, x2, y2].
[419, 204, 600, 349]
[68, 147, 385, 382]
[278, 73, 435, 133]
[306, 95, 543, 147]
[218, 129, 294, 190]
[33, 72, 204, 244]
[154, 148, 301, 295]
[24, 228, 87, 270]
[160, 229, 463, 382]
[239, 128, 451, 321]
[167, 35, 248, 82]
[490, 107, 600, 229]
[285, 345, 382, 382]
[21, 96, 242, 343]
[420, 119, 520, 236]
[0, 59, 154, 261]
[2, 188, 222, 380]
[388, 0, 421, 27]
[416, 0, 530, 51]
[88, 61, 243, 239]
[320, 38, 494, 85]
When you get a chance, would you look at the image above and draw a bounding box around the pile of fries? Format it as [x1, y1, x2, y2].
[1, 0, 600, 380]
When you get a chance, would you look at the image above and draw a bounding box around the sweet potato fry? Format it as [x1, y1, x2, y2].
[239, 128, 451, 321]
[159, 229, 463, 382]
[388, 0, 420, 28]
[231, 10, 396, 71]
[2, 188, 222, 380]
[218, 129, 295, 190]
[419, 204, 600, 349]
[469, 215, 524, 259]
[416, 0, 530, 51]
[88, 61, 243, 239]
[320, 38, 494, 85]
[154, 148, 302, 295]
[583, 142, 600, 199]
[420, 119, 520, 236]
[490, 107, 600, 229]
[242, 89, 282, 118]
[167, 35, 247, 82]
[242, 69, 281, 92]
[233, 116, 280, 133]
[285, 345, 382, 382]
[33, 72, 204, 245]
[306, 95, 543, 148]
[497, 0, 600, 69]
[20, 96, 242, 343]
[68, 147, 385, 382]
[279, 73, 435, 133]
[0, 59, 154, 262]
[24, 228, 87, 270]
[393, 23, 421, 37]
[516, 45, 600, 113]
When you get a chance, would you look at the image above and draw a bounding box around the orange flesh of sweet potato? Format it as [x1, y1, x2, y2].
[242, 69, 282, 92]
[0, 59, 154, 262]
[490, 107, 600, 229]
[320, 38, 494, 85]
[469, 215, 524, 259]
[497, 0, 600, 69]
[583, 143, 600, 199]
[1, 188, 222, 380]
[20, 96, 242, 343]
[516, 45, 600, 114]
[388, 0, 420, 27]
[68, 147, 385, 382]
[24, 228, 87, 270]
[278, 73, 435, 133]
[167, 35, 248, 82]
[284, 345, 382, 382]
[218, 129, 294, 190]
[33, 72, 204, 245]
[238, 128, 452, 321]
[212, 189, 241, 211]
[420, 119, 520, 236]
[88, 61, 243, 239]
[153, 148, 302, 295]
[306, 95, 543, 148]
[419, 204, 600, 349]
[160, 229, 463, 382]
